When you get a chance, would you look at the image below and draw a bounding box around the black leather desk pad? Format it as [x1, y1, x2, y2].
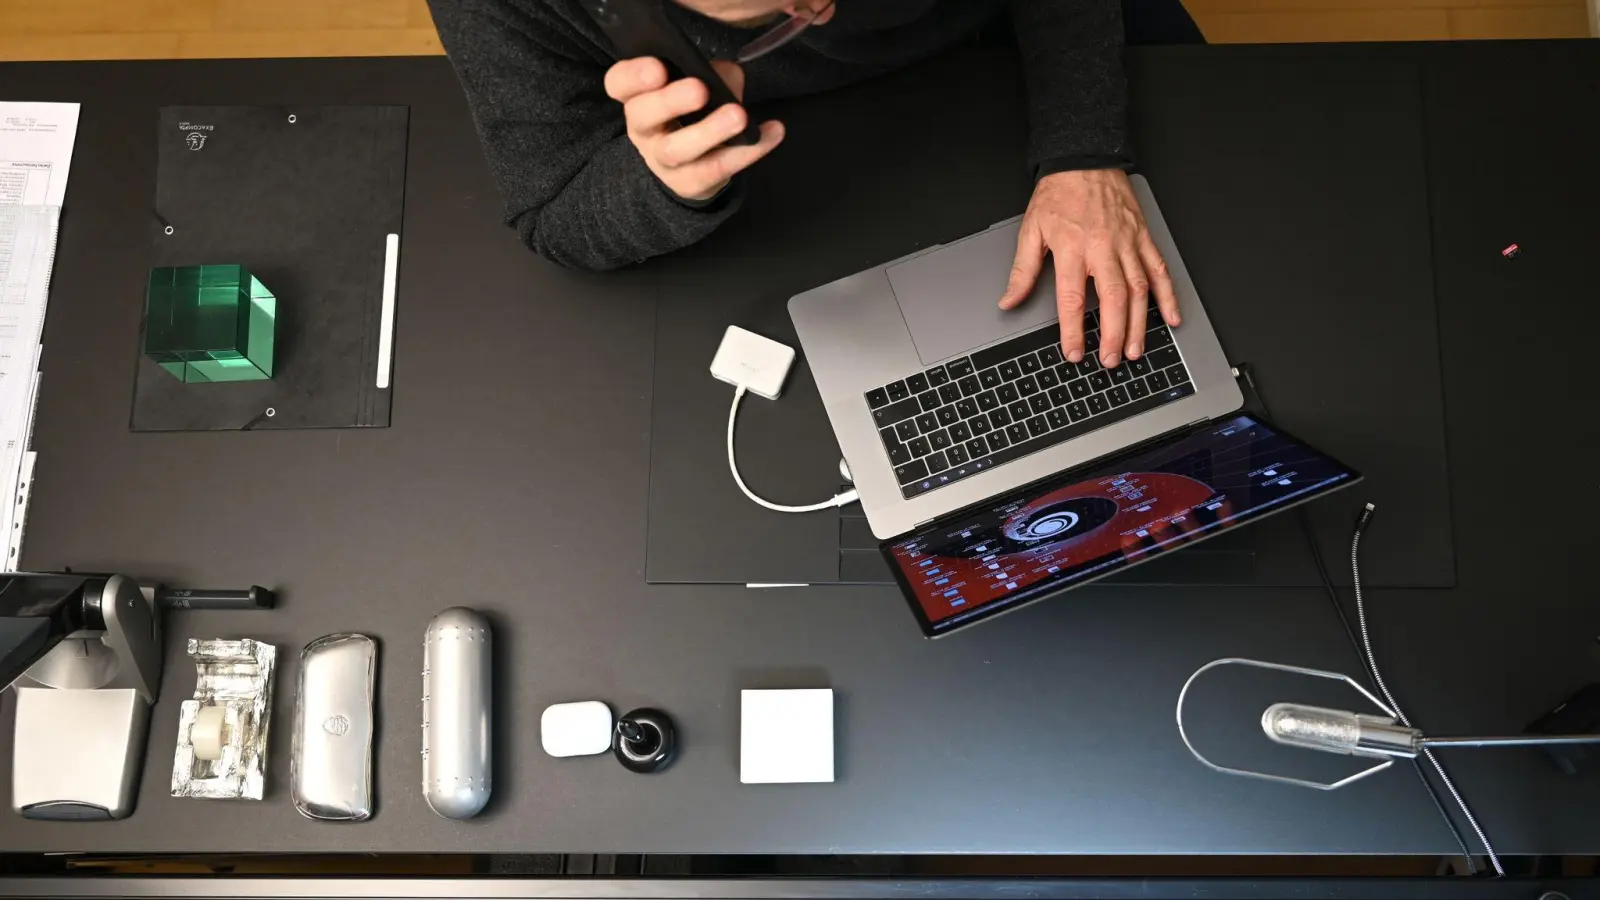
[133, 105, 407, 431]
[646, 45, 1455, 588]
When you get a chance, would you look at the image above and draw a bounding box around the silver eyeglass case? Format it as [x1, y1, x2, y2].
[291, 633, 377, 821]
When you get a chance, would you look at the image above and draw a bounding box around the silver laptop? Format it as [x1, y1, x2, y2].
[789, 175, 1244, 541]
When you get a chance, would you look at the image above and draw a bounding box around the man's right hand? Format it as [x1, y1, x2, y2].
[604, 57, 785, 202]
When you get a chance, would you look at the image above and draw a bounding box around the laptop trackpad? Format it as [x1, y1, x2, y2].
[886, 221, 1064, 366]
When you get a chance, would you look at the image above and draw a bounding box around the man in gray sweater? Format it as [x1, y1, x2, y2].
[430, 0, 1199, 369]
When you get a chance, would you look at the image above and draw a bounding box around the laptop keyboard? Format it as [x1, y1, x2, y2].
[865, 302, 1194, 498]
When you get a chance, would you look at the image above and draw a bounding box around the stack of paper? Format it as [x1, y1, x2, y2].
[0, 102, 79, 571]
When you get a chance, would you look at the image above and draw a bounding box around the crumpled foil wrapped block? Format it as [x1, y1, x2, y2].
[172, 638, 276, 800]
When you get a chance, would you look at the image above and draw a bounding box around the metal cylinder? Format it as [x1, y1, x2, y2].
[1262, 702, 1420, 758]
[422, 607, 492, 819]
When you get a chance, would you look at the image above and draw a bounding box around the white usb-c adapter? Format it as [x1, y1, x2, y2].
[710, 326, 858, 514]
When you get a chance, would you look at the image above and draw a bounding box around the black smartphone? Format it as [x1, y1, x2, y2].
[580, 0, 762, 146]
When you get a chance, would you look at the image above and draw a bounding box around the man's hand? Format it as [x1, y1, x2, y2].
[998, 169, 1180, 368]
[604, 57, 785, 202]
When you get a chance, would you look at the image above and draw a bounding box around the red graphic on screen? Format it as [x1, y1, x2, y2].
[893, 471, 1229, 624]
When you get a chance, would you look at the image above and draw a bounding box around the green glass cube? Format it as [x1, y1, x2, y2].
[144, 265, 276, 383]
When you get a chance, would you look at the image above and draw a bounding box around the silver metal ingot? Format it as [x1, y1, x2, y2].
[422, 607, 492, 819]
[172, 638, 276, 800]
[292, 634, 377, 821]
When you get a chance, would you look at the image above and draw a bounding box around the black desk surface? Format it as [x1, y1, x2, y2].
[0, 40, 1596, 856]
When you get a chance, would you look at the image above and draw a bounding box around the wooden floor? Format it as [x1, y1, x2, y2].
[0, 0, 1592, 62]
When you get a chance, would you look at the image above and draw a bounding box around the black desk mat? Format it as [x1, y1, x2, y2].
[646, 45, 1455, 588]
[133, 105, 408, 431]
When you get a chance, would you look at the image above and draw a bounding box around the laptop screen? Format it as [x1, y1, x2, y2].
[883, 414, 1361, 637]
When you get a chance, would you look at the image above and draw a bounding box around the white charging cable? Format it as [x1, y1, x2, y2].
[727, 386, 859, 514]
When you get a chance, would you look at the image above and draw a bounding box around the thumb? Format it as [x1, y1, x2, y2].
[999, 225, 1044, 309]
[711, 59, 746, 101]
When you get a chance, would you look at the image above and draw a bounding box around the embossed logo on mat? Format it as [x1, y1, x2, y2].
[179, 121, 213, 151]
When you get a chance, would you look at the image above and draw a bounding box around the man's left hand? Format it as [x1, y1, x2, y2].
[998, 169, 1180, 368]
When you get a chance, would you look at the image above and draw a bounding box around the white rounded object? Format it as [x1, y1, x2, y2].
[192, 704, 228, 761]
[540, 701, 613, 757]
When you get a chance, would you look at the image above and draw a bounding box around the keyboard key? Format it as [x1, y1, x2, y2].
[1054, 362, 1074, 382]
[1006, 422, 1030, 444]
[1066, 400, 1089, 421]
[1039, 345, 1063, 367]
[976, 390, 1000, 412]
[1128, 357, 1151, 377]
[1018, 353, 1042, 374]
[1048, 385, 1071, 406]
[1017, 375, 1039, 396]
[1068, 377, 1092, 400]
[927, 366, 949, 387]
[1008, 400, 1031, 421]
[937, 406, 959, 427]
[886, 441, 910, 465]
[997, 383, 1020, 404]
[885, 380, 909, 401]
[965, 438, 989, 459]
[955, 398, 978, 419]
[907, 373, 929, 395]
[979, 368, 1003, 389]
[1026, 415, 1049, 438]
[1146, 326, 1173, 350]
[1087, 393, 1110, 414]
[909, 436, 931, 457]
[929, 429, 952, 451]
[970, 324, 1060, 371]
[1167, 364, 1191, 386]
[945, 357, 974, 378]
[947, 443, 968, 465]
[1146, 370, 1169, 391]
[1084, 329, 1100, 353]
[989, 408, 1012, 428]
[866, 388, 889, 409]
[894, 420, 918, 442]
[918, 390, 941, 412]
[958, 375, 982, 397]
[1128, 378, 1149, 400]
[1107, 385, 1130, 407]
[1029, 393, 1051, 415]
[1047, 408, 1070, 430]
[1036, 368, 1059, 389]
[873, 397, 921, 427]
[916, 412, 940, 434]
[1147, 346, 1181, 371]
[1077, 355, 1101, 375]
[895, 459, 929, 486]
[968, 415, 991, 436]
[1088, 371, 1112, 392]
[999, 360, 1022, 382]
[986, 431, 1009, 452]
[1109, 366, 1132, 386]
[938, 383, 961, 405]
[926, 450, 949, 474]
[949, 421, 971, 442]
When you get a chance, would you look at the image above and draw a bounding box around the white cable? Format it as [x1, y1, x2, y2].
[1352, 503, 1503, 877]
[726, 386, 859, 514]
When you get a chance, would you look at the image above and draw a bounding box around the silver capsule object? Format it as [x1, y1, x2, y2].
[422, 607, 492, 819]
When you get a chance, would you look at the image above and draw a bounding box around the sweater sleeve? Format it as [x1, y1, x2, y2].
[1007, 0, 1131, 177]
[429, 0, 743, 271]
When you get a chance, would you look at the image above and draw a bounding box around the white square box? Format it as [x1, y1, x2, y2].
[740, 689, 834, 784]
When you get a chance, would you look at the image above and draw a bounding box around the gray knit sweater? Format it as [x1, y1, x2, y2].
[429, 0, 1128, 270]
